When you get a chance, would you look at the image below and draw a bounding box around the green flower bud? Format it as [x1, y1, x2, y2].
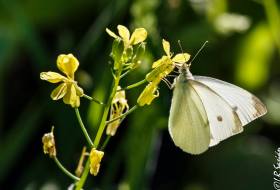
[123, 46, 133, 63]
[112, 38, 124, 70]
[134, 42, 146, 61]
[130, 42, 146, 69]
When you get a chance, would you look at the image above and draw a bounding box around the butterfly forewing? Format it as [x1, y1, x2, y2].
[194, 76, 267, 126]
[168, 75, 210, 154]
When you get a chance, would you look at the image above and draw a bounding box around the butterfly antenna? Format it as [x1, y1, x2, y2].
[189, 41, 209, 66]
[177, 40, 188, 63]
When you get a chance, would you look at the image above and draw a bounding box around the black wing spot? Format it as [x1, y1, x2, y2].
[217, 115, 223, 122]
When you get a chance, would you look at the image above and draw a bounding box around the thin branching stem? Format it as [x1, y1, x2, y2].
[82, 94, 104, 105]
[105, 105, 138, 125]
[54, 157, 80, 181]
[118, 79, 147, 91]
[75, 159, 91, 190]
[101, 135, 111, 151]
[75, 108, 94, 147]
[75, 63, 123, 190]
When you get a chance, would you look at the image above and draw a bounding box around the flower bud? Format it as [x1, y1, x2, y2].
[130, 42, 146, 69]
[89, 148, 104, 176]
[123, 46, 133, 62]
[42, 127, 56, 158]
[112, 38, 124, 70]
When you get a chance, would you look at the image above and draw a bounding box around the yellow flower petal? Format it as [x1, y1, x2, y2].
[74, 96, 80, 108]
[40, 72, 66, 83]
[89, 148, 104, 176]
[113, 86, 126, 104]
[63, 84, 79, 107]
[57, 54, 79, 79]
[106, 119, 120, 136]
[162, 39, 171, 57]
[146, 59, 174, 82]
[106, 28, 118, 38]
[172, 53, 191, 64]
[117, 25, 130, 46]
[137, 80, 160, 106]
[74, 83, 84, 96]
[130, 28, 147, 45]
[152, 56, 168, 68]
[50, 83, 67, 100]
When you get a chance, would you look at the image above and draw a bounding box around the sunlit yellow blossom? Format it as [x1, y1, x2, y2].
[160, 39, 191, 66]
[139, 39, 191, 106]
[106, 25, 147, 48]
[146, 39, 190, 83]
[40, 54, 84, 107]
[145, 56, 174, 82]
[106, 86, 129, 136]
[42, 127, 56, 158]
[89, 148, 104, 176]
[137, 78, 160, 106]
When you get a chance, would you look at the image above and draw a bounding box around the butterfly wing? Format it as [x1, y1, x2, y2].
[168, 75, 210, 154]
[194, 76, 267, 126]
[189, 80, 243, 146]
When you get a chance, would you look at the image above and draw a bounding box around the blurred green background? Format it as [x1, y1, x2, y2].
[0, 0, 280, 189]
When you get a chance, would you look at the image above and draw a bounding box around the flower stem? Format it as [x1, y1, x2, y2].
[120, 69, 131, 79]
[105, 105, 138, 125]
[100, 135, 111, 151]
[119, 79, 147, 91]
[82, 94, 104, 105]
[54, 157, 80, 181]
[75, 159, 90, 190]
[75, 64, 123, 190]
[93, 77, 121, 148]
[75, 108, 94, 147]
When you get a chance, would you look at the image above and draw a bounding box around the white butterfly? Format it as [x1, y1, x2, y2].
[168, 64, 267, 155]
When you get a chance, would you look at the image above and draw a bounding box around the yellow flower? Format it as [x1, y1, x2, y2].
[139, 39, 191, 106]
[146, 39, 191, 82]
[106, 25, 147, 49]
[42, 127, 56, 158]
[89, 148, 104, 176]
[137, 78, 160, 106]
[106, 86, 129, 136]
[40, 54, 84, 107]
[145, 56, 174, 82]
[157, 39, 190, 67]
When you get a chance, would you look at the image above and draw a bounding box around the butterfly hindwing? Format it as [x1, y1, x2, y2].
[189, 80, 243, 146]
[168, 75, 210, 154]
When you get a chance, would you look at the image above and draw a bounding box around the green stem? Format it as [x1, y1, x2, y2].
[105, 105, 138, 125]
[119, 79, 147, 91]
[54, 157, 80, 181]
[100, 135, 111, 151]
[75, 65, 123, 190]
[75, 159, 91, 189]
[93, 78, 121, 147]
[120, 69, 131, 79]
[75, 108, 94, 147]
[82, 94, 104, 105]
